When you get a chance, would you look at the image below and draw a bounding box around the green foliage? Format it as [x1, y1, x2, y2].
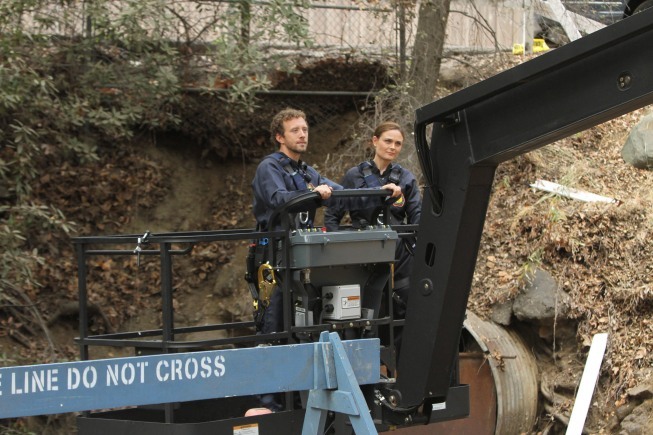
[0, 423, 37, 435]
[519, 247, 543, 283]
[0, 203, 76, 292]
[205, 0, 311, 112]
[0, 0, 312, 325]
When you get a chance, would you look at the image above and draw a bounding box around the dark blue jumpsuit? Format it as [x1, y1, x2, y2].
[252, 152, 342, 334]
[251, 152, 343, 412]
[324, 160, 421, 317]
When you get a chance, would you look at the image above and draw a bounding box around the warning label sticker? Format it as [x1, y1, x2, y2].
[341, 296, 360, 309]
[233, 422, 259, 435]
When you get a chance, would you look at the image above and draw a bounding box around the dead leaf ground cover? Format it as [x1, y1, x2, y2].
[471, 108, 653, 431]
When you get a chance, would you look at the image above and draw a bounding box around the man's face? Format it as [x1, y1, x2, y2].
[277, 117, 308, 157]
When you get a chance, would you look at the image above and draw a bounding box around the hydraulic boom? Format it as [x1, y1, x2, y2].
[393, 7, 653, 411]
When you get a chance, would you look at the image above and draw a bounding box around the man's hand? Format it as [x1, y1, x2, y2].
[314, 184, 333, 199]
[382, 183, 402, 198]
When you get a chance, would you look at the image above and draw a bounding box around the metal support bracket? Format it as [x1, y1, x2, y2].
[302, 331, 378, 435]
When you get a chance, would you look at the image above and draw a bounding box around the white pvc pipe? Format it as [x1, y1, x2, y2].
[566, 333, 609, 435]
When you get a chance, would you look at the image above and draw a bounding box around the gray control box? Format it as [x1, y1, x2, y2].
[322, 284, 361, 320]
[288, 227, 397, 268]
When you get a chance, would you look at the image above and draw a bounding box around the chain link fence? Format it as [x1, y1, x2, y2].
[17, 0, 411, 122]
[14, 0, 622, 83]
[14, 0, 407, 79]
[15, 0, 613, 168]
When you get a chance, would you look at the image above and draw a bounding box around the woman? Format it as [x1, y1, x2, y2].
[324, 121, 421, 326]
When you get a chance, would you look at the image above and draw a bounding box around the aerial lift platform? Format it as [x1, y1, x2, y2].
[1, 7, 653, 434]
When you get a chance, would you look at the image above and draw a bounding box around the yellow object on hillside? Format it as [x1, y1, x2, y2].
[513, 39, 551, 55]
[533, 38, 550, 53]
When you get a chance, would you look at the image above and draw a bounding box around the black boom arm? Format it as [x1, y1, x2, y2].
[395, 8, 653, 408]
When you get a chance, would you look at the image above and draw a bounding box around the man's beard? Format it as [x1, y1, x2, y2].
[286, 143, 306, 155]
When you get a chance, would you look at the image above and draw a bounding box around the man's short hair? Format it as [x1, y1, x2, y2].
[270, 108, 307, 146]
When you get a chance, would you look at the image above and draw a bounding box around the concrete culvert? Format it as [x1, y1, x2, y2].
[393, 310, 538, 434]
[461, 310, 539, 435]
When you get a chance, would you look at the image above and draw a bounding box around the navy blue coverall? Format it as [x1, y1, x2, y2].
[324, 160, 421, 316]
[251, 152, 342, 336]
[252, 152, 342, 232]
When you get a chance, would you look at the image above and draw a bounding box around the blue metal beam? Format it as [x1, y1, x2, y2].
[0, 335, 379, 420]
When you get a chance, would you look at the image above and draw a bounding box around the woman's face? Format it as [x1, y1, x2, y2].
[373, 129, 404, 162]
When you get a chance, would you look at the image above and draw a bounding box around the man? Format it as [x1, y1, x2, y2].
[251, 108, 341, 339]
[252, 108, 340, 233]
